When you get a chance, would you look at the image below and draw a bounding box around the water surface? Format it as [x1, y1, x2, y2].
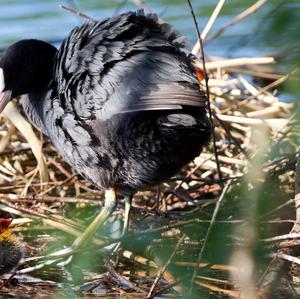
[0, 0, 282, 57]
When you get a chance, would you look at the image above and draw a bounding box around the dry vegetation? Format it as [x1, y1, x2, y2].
[0, 0, 299, 298]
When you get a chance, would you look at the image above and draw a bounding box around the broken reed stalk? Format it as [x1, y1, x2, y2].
[206, 0, 269, 42]
[189, 180, 232, 294]
[59, 4, 97, 22]
[186, 1, 226, 291]
[147, 234, 185, 298]
[186, 0, 223, 189]
[192, 0, 225, 54]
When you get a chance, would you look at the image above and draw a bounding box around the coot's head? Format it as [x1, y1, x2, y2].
[0, 210, 12, 232]
[0, 39, 57, 112]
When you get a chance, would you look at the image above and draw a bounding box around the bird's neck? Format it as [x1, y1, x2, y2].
[21, 91, 47, 134]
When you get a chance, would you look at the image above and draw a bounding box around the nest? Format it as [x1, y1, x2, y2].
[0, 1, 299, 298]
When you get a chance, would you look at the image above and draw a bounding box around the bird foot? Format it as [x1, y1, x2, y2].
[22, 189, 118, 272]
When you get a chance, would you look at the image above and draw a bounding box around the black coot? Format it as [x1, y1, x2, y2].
[0, 11, 211, 256]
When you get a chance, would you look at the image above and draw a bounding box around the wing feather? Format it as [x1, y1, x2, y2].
[54, 11, 207, 120]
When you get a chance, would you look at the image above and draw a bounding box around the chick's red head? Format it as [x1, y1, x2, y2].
[0, 210, 12, 232]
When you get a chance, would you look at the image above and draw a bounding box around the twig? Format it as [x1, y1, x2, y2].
[2, 195, 99, 204]
[262, 232, 300, 242]
[176, 261, 238, 272]
[270, 252, 300, 266]
[226, 67, 284, 80]
[189, 180, 232, 294]
[213, 114, 251, 159]
[192, 0, 225, 54]
[187, 0, 223, 189]
[204, 57, 275, 70]
[196, 280, 240, 298]
[59, 4, 97, 22]
[216, 114, 289, 132]
[0, 271, 17, 290]
[206, 0, 269, 42]
[147, 234, 185, 298]
[291, 150, 300, 233]
[241, 70, 296, 104]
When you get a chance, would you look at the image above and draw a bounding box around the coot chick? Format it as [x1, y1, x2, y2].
[0, 211, 22, 275]
[0, 11, 211, 256]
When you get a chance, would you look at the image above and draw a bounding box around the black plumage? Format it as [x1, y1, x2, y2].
[0, 11, 211, 254]
[0, 11, 211, 196]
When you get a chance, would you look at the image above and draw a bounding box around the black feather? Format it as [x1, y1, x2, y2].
[0, 11, 212, 195]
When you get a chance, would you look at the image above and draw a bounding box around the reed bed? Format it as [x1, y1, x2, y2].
[0, 0, 299, 298]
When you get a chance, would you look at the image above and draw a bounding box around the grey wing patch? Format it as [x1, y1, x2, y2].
[93, 82, 207, 121]
[120, 83, 207, 114]
[157, 114, 197, 127]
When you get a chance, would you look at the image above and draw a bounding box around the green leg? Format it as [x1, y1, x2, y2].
[112, 195, 132, 256]
[122, 195, 132, 236]
[48, 188, 117, 259]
